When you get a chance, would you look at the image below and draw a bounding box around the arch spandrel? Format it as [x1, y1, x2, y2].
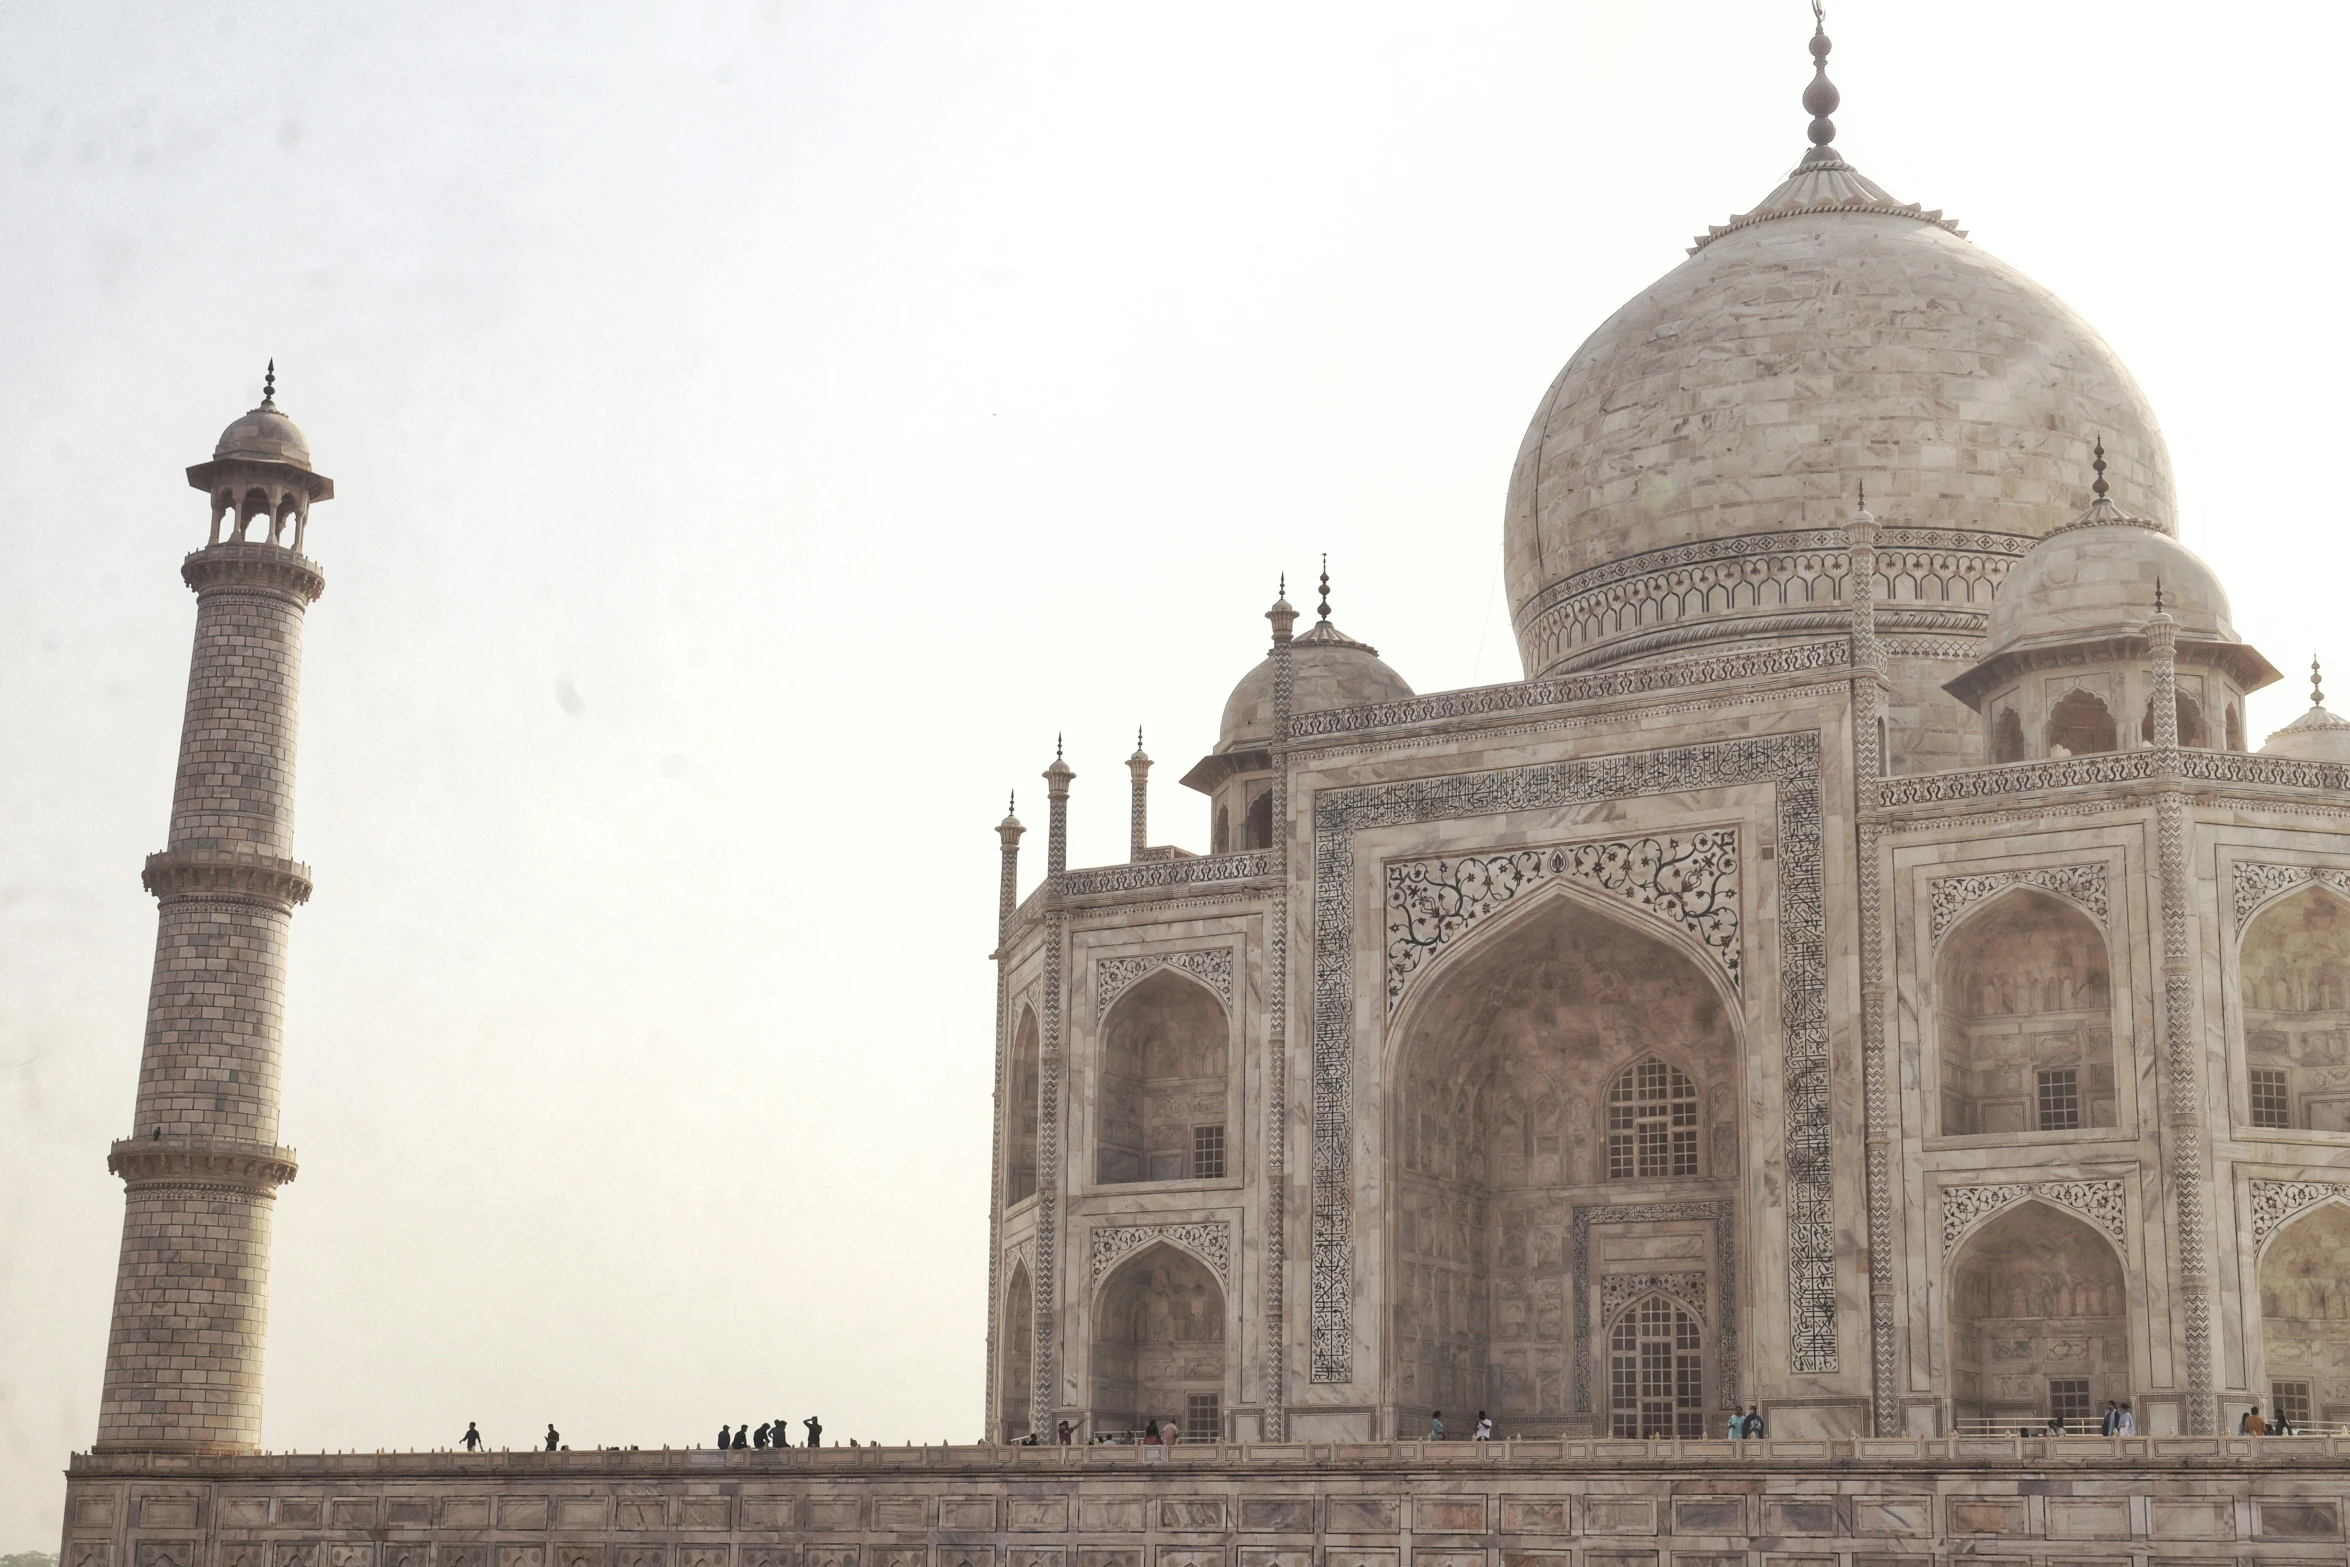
[1384, 830, 1741, 1021]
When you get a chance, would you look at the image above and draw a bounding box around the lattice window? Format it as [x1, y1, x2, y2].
[1608, 1294, 1704, 1438]
[2036, 1068, 2080, 1132]
[1193, 1124, 1226, 1180]
[1607, 1058, 1699, 1178]
[1185, 1393, 1220, 1443]
[2049, 1377, 2091, 1430]
[2274, 1380, 2313, 1430]
[2251, 1068, 2293, 1129]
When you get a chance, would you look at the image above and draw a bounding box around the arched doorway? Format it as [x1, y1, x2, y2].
[1097, 971, 1229, 1185]
[2260, 1203, 2350, 1428]
[1091, 1243, 1225, 1439]
[1948, 1202, 2128, 1429]
[1390, 892, 1737, 1435]
[1607, 1292, 1706, 1437]
[2241, 886, 2350, 1132]
[1000, 1263, 1033, 1442]
[1935, 888, 2114, 1135]
[1006, 1008, 1040, 1205]
[2046, 689, 2117, 756]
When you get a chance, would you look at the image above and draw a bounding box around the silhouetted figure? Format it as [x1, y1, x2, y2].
[804, 1416, 822, 1448]
[545, 1425, 560, 1451]
[1057, 1420, 1074, 1445]
[732, 1424, 748, 1449]
[717, 1424, 731, 1450]
[772, 1417, 788, 1448]
[1740, 1406, 1765, 1439]
[1427, 1410, 1444, 1440]
[753, 1422, 770, 1448]
[462, 1422, 483, 1452]
[1142, 1419, 1161, 1446]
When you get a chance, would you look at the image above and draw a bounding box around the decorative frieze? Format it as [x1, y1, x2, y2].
[1312, 732, 1829, 1384]
[2231, 862, 2350, 933]
[1088, 1220, 1234, 1291]
[1878, 751, 2155, 807]
[1386, 832, 1739, 1013]
[2249, 1179, 2350, 1249]
[1939, 1180, 2127, 1258]
[1095, 947, 1235, 1016]
[1288, 642, 1849, 741]
[1056, 853, 1272, 899]
[1928, 865, 2108, 944]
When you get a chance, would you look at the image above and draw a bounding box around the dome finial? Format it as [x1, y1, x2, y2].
[2154, 576, 2164, 615]
[1317, 554, 1332, 621]
[1801, 1, 1841, 165]
[2091, 436, 2109, 501]
[261, 358, 277, 410]
[2315, 654, 2326, 709]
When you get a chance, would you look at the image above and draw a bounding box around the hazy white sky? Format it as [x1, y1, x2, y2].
[4, 0, 2345, 1545]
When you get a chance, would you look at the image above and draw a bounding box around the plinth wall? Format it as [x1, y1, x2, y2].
[60, 1439, 2350, 1567]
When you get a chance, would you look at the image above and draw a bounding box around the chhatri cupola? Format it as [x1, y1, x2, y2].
[1182, 567, 1411, 854]
[1943, 445, 2279, 760]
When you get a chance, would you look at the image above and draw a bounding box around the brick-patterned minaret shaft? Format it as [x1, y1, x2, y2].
[94, 377, 331, 1454]
[996, 795, 1025, 940]
[1126, 732, 1150, 862]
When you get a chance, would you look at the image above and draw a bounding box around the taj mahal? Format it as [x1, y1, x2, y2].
[54, 14, 2350, 1567]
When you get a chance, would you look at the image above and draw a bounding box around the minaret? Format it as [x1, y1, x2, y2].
[1044, 737, 1074, 877]
[1126, 730, 1151, 862]
[92, 368, 330, 1453]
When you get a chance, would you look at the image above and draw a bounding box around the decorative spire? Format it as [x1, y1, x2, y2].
[2316, 655, 2326, 709]
[1801, 2, 1841, 166]
[1317, 555, 1332, 621]
[1268, 577, 1299, 645]
[261, 359, 277, 410]
[2154, 577, 2164, 615]
[2092, 436, 2109, 501]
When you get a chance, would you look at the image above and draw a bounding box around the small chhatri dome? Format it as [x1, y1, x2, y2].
[2264, 656, 2350, 762]
[1217, 566, 1412, 752]
[1981, 454, 2233, 656]
[211, 360, 315, 470]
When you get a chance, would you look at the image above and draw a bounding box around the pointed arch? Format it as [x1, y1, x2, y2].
[1946, 1200, 2128, 1429]
[1090, 1241, 1227, 1439]
[2259, 1201, 2350, 1427]
[2241, 883, 2350, 1133]
[1097, 967, 1230, 1185]
[999, 1260, 1034, 1442]
[1935, 886, 2114, 1135]
[1005, 1005, 1040, 1207]
[1387, 888, 1736, 1431]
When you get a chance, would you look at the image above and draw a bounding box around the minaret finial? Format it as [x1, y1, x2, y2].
[1802, 1, 1841, 164]
[2315, 654, 2326, 709]
[261, 358, 277, 409]
[1009, 789, 1016, 813]
[1317, 554, 1332, 621]
[1857, 478, 1865, 510]
[2155, 577, 2165, 615]
[2091, 437, 2109, 502]
[1055, 732, 1063, 760]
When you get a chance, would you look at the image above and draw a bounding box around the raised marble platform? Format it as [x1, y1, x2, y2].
[59, 1437, 2350, 1567]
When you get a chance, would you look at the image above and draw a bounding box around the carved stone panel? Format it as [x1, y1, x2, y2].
[1097, 949, 1235, 1016]
[1090, 1221, 1232, 1291]
[1940, 1181, 2127, 1258]
[1929, 865, 2108, 944]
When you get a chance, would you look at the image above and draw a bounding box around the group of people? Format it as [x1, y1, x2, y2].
[2238, 1402, 2299, 1436]
[1725, 1407, 1767, 1439]
[717, 1419, 823, 1448]
[1424, 1411, 1497, 1440]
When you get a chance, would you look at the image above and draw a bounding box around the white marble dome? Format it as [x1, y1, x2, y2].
[1504, 153, 2173, 679]
[1218, 618, 1412, 752]
[1984, 504, 2235, 656]
[213, 402, 315, 470]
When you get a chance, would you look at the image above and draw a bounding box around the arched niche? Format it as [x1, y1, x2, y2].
[1091, 1242, 1225, 1439]
[1948, 1201, 2129, 1428]
[1097, 971, 1229, 1185]
[2047, 689, 2117, 757]
[2241, 886, 2350, 1132]
[2260, 1203, 2350, 1426]
[1389, 891, 1736, 1433]
[2140, 691, 2209, 748]
[1992, 708, 2027, 764]
[1606, 1292, 1707, 1437]
[1935, 889, 2114, 1136]
[1006, 1008, 1040, 1206]
[1000, 1262, 1033, 1442]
